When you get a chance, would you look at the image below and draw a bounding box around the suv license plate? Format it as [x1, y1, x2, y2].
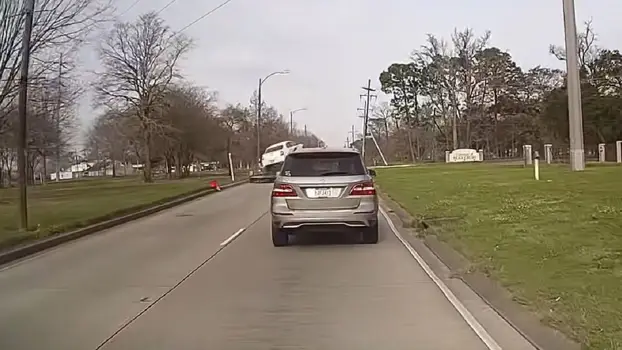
[308, 188, 340, 198]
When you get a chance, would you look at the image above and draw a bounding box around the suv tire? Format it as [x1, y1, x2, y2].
[272, 225, 289, 247]
[361, 223, 378, 244]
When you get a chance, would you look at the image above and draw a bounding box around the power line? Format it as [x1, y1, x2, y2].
[175, 0, 234, 35]
[4, 10, 54, 19]
[108, 0, 234, 36]
[156, 0, 180, 14]
[116, 0, 143, 18]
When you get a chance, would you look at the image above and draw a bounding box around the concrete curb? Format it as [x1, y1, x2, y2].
[377, 190, 580, 350]
[0, 179, 249, 266]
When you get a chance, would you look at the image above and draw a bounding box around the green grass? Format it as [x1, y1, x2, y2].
[0, 175, 234, 250]
[376, 163, 622, 349]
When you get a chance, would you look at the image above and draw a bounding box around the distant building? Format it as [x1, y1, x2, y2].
[49, 161, 92, 180]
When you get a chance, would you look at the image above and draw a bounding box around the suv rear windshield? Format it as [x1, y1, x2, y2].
[264, 145, 283, 153]
[281, 152, 366, 177]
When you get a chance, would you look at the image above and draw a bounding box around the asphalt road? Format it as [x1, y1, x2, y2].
[0, 184, 536, 350]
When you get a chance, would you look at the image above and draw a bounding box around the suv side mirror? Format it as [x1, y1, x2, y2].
[368, 168, 376, 177]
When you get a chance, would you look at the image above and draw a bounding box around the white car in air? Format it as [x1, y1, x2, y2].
[261, 141, 302, 170]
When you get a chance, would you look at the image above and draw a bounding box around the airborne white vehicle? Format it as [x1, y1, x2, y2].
[261, 141, 302, 172]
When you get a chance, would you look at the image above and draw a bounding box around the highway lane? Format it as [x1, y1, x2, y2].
[99, 214, 493, 350]
[0, 183, 536, 350]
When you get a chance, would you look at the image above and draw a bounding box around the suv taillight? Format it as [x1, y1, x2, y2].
[349, 182, 375, 196]
[272, 184, 297, 197]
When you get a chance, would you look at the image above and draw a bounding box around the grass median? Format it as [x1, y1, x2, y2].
[0, 175, 237, 251]
[375, 163, 622, 349]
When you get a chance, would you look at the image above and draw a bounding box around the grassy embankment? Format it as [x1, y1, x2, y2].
[376, 163, 622, 349]
[0, 175, 236, 250]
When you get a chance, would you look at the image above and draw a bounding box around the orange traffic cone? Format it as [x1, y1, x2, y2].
[209, 180, 221, 191]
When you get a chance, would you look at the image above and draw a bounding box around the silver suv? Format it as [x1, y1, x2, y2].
[270, 147, 378, 246]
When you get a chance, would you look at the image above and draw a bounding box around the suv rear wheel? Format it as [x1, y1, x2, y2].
[361, 223, 378, 244]
[272, 225, 289, 247]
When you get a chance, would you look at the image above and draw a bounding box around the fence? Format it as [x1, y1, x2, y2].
[534, 141, 621, 164]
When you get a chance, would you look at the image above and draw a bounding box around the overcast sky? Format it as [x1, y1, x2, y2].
[77, 0, 621, 148]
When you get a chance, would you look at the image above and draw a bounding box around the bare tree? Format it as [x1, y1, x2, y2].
[0, 109, 16, 186]
[81, 83, 324, 179]
[93, 12, 193, 182]
[370, 101, 392, 155]
[86, 110, 131, 177]
[156, 85, 223, 178]
[550, 21, 598, 68]
[0, 0, 112, 134]
[220, 103, 249, 156]
[33, 59, 81, 180]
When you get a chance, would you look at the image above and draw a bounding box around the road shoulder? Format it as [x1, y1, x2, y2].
[379, 193, 580, 350]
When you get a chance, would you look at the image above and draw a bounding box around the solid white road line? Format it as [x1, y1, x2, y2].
[380, 207, 502, 350]
[220, 228, 246, 247]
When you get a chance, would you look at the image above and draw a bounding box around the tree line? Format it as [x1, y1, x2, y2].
[371, 21, 622, 163]
[0, 0, 109, 186]
[0, 1, 318, 186]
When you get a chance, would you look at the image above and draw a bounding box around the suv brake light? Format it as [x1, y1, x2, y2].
[272, 184, 297, 197]
[349, 182, 375, 196]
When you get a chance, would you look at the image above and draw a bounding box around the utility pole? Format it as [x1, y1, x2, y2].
[357, 95, 377, 123]
[356, 103, 366, 147]
[256, 77, 262, 165]
[349, 125, 355, 147]
[359, 102, 385, 165]
[452, 109, 458, 151]
[304, 124, 307, 137]
[17, 0, 36, 231]
[55, 53, 63, 182]
[562, 0, 585, 171]
[360, 79, 375, 165]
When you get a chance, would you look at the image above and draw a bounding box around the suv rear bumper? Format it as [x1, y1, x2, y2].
[271, 210, 378, 230]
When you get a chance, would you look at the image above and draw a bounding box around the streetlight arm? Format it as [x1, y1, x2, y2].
[260, 70, 290, 87]
[289, 107, 307, 135]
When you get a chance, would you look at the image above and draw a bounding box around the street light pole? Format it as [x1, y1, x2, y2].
[562, 0, 585, 171]
[256, 70, 289, 165]
[289, 108, 306, 135]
